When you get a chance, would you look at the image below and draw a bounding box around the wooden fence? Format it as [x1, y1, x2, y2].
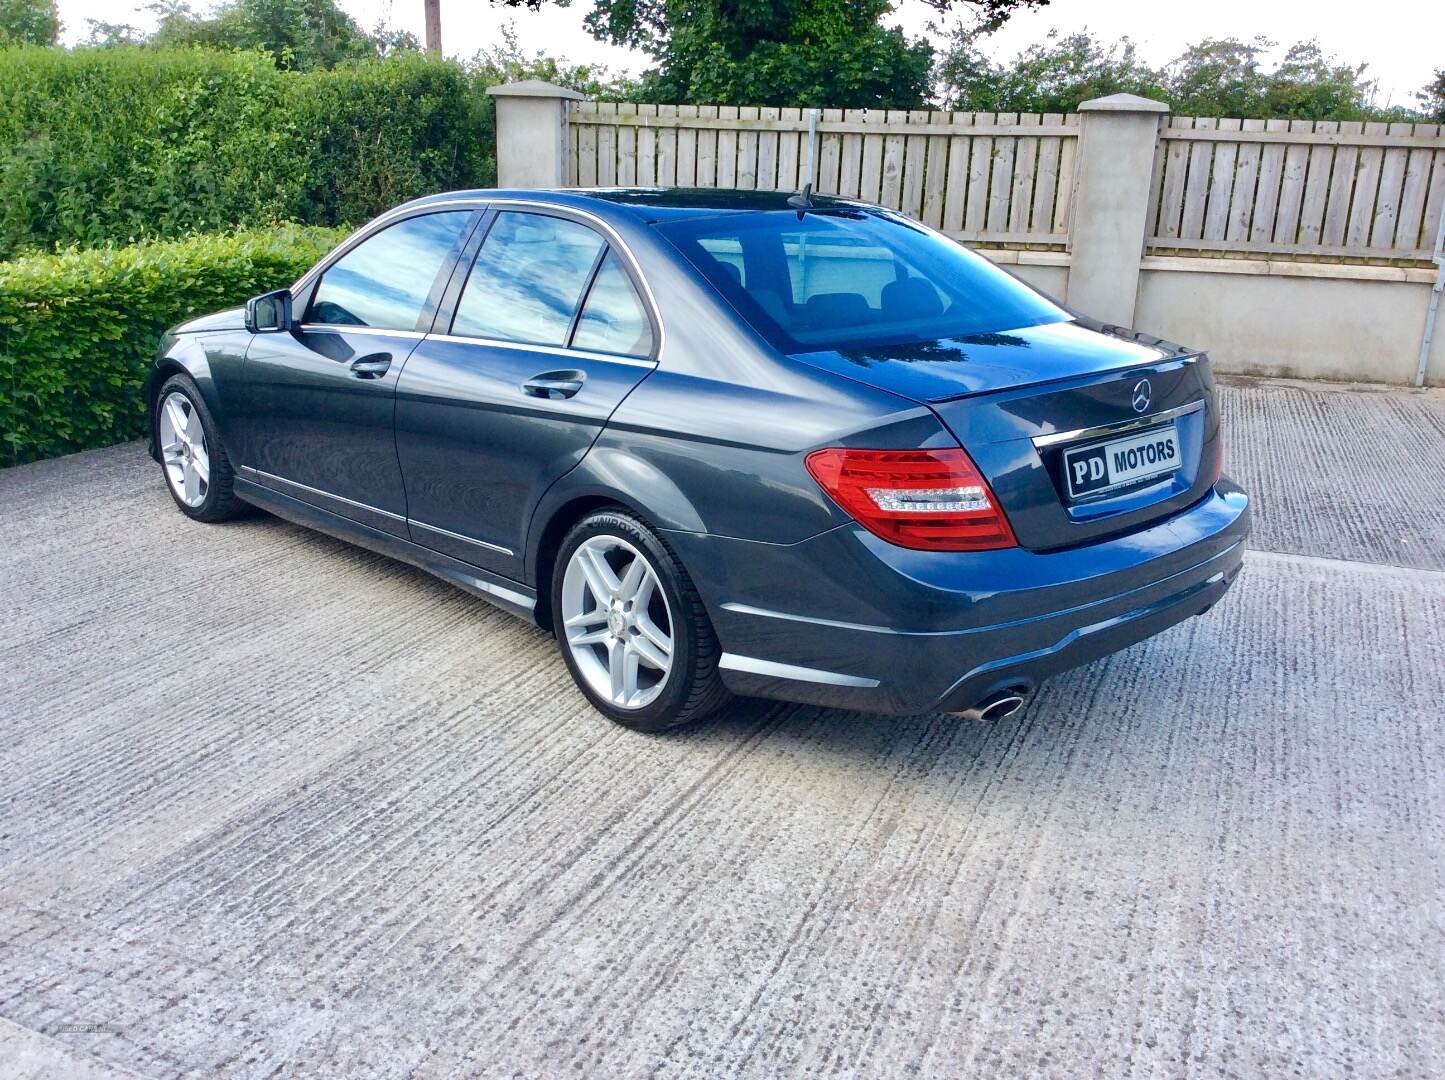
[1148, 118, 1445, 262]
[570, 102, 1078, 249]
[570, 101, 1445, 266]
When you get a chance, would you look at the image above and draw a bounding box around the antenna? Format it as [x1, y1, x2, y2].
[787, 183, 815, 213]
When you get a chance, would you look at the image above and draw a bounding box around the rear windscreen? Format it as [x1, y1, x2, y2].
[656, 208, 1067, 353]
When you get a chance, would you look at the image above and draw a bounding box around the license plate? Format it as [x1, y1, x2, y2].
[1063, 422, 1180, 500]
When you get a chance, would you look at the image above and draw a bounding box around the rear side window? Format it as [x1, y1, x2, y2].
[308, 211, 471, 331]
[572, 252, 654, 357]
[452, 212, 605, 346]
[657, 209, 1066, 352]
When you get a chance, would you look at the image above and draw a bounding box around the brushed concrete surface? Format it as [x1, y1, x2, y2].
[1, 379, 1442, 1078]
[1216, 377, 1445, 570]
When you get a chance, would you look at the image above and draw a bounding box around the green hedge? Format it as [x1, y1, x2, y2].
[0, 46, 490, 259]
[0, 225, 347, 465]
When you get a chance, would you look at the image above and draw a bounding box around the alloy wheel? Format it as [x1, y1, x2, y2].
[158, 391, 210, 508]
[561, 535, 675, 710]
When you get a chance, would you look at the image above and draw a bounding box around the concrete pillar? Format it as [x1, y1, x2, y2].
[1065, 93, 1170, 328]
[487, 80, 585, 189]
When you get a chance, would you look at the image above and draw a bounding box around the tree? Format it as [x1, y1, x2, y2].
[937, 29, 1165, 111]
[937, 29, 1407, 121]
[0, 0, 60, 45]
[85, 19, 145, 46]
[1260, 40, 1377, 120]
[469, 22, 636, 99]
[370, 21, 420, 58]
[1162, 36, 1272, 117]
[582, 0, 934, 107]
[444, 1, 1046, 109]
[1420, 69, 1445, 123]
[480, 0, 1047, 108]
[147, 0, 392, 70]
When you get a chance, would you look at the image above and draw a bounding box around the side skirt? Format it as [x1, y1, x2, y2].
[233, 476, 539, 624]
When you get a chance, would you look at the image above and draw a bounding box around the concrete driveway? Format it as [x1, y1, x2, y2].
[2, 377, 1442, 1079]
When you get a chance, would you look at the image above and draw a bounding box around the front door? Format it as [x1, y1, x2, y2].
[240, 210, 476, 535]
[396, 210, 658, 579]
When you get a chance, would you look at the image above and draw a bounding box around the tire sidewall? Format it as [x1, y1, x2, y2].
[156, 375, 224, 521]
[551, 511, 699, 732]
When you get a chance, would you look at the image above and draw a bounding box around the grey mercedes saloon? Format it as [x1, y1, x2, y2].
[148, 188, 1249, 730]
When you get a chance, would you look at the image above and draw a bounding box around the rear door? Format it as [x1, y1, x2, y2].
[395, 209, 658, 579]
[240, 209, 477, 535]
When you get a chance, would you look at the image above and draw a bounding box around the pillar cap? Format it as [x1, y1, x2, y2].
[487, 80, 586, 101]
[1077, 93, 1169, 113]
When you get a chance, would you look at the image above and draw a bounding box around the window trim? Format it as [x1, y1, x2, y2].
[294, 325, 429, 340]
[444, 209, 608, 350]
[434, 204, 663, 363]
[292, 197, 484, 299]
[291, 196, 666, 361]
[424, 333, 657, 370]
[563, 244, 610, 349]
[566, 248, 657, 360]
[300, 208, 481, 334]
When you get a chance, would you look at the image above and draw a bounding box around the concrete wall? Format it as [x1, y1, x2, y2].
[1135, 260, 1445, 386]
[983, 252, 1070, 299]
[972, 253, 1445, 386]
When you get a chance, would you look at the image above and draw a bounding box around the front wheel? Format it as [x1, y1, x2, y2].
[552, 510, 730, 732]
[155, 374, 243, 522]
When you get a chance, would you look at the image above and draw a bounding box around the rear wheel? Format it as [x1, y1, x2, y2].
[552, 510, 729, 732]
[155, 375, 242, 522]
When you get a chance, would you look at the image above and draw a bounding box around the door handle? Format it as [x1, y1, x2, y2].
[350, 353, 392, 379]
[522, 371, 585, 400]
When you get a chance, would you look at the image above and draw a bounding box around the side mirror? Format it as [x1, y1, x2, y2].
[245, 289, 293, 333]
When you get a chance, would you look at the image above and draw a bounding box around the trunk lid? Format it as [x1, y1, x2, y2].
[789, 318, 1184, 403]
[792, 319, 1223, 551]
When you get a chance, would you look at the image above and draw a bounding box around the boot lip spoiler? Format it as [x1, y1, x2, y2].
[924, 352, 1205, 406]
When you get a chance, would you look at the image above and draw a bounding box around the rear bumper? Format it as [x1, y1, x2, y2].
[664, 481, 1250, 715]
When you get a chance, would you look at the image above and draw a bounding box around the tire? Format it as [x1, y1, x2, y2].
[551, 509, 731, 732]
[154, 374, 243, 523]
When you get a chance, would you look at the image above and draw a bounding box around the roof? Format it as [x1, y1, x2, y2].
[406, 187, 870, 225]
[579, 187, 867, 221]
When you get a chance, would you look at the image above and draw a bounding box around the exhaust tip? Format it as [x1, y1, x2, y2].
[957, 687, 1030, 722]
[979, 693, 1026, 721]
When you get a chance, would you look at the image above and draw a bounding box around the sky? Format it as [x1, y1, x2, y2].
[57, 0, 1441, 109]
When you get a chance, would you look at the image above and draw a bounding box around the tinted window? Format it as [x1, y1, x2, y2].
[658, 209, 1067, 352]
[572, 252, 654, 357]
[309, 212, 470, 330]
[452, 212, 605, 345]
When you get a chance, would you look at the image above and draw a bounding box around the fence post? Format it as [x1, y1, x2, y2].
[487, 80, 585, 188]
[1065, 93, 1169, 327]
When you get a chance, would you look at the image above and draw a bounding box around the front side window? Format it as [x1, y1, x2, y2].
[452, 212, 605, 346]
[658, 209, 1067, 353]
[308, 211, 471, 331]
[572, 252, 654, 357]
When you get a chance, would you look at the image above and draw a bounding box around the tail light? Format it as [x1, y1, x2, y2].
[1212, 429, 1224, 483]
[805, 447, 1017, 551]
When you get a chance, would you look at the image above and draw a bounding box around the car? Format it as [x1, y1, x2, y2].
[147, 188, 1250, 731]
